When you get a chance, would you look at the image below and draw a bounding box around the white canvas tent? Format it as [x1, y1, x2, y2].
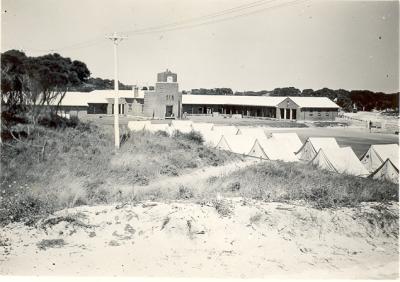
[192, 122, 214, 132]
[369, 158, 399, 184]
[360, 144, 399, 172]
[171, 120, 193, 127]
[212, 125, 239, 135]
[248, 139, 267, 159]
[296, 137, 340, 162]
[217, 135, 257, 155]
[311, 147, 369, 177]
[250, 137, 298, 162]
[215, 135, 232, 152]
[201, 130, 224, 147]
[271, 133, 303, 153]
[144, 124, 171, 134]
[237, 127, 268, 140]
[127, 121, 151, 131]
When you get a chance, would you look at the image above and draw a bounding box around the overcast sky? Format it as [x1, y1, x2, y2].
[1, 0, 399, 93]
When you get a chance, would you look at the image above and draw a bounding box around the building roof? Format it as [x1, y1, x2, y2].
[182, 95, 339, 108]
[182, 95, 284, 107]
[59, 91, 339, 109]
[288, 97, 340, 108]
[58, 90, 145, 106]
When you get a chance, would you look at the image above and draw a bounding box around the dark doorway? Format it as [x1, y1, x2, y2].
[166, 105, 173, 117]
[292, 109, 297, 120]
[280, 108, 284, 119]
[118, 104, 124, 115]
[286, 109, 290, 119]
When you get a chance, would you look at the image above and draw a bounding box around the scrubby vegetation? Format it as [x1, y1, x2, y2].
[186, 161, 399, 209]
[126, 160, 398, 210]
[0, 115, 235, 225]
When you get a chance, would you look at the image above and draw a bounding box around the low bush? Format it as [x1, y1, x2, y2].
[36, 239, 66, 250]
[212, 199, 233, 217]
[38, 114, 82, 129]
[177, 185, 194, 200]
[173, 130, 204, 144]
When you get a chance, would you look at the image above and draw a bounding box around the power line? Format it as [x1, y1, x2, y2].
[15, 0, 306, 54]
[122, 0, 280, 35]
[129, 0, 305, 36]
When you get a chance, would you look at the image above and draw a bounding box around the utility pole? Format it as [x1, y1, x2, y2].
[107, 32, 127, 149]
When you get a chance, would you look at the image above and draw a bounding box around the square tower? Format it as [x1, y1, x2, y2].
[144, 69, 182, 119]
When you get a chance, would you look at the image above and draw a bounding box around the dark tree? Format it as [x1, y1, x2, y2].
[1, 50, 90, 125]
[1, 50, 28, 112]
[301, 88, 314, 96]
[270, 87, 301, 97]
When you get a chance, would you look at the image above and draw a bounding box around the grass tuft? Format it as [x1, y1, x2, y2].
[36, 239, 66, 250]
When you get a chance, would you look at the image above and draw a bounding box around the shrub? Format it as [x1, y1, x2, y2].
[227, 181, 241, 192]
[177, 185, 194, 199]
[37, 239, 66, 250]
[160, 164, 179, 176]
[173, 130, 204, 144]
[213, 199, 233, 217]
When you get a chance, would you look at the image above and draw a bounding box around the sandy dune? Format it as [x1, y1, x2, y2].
[1, 199, 398, 279]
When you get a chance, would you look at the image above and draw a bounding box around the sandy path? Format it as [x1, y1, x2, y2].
[132, 157, 259, 194]
[1, 199, 398, 278]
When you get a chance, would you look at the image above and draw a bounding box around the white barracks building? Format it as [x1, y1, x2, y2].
[59, 70, 340, 121]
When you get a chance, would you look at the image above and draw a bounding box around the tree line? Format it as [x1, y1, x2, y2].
[68, 77, 133, 92]
[1, 49, 90, 124]
[189, 87, 399, 112]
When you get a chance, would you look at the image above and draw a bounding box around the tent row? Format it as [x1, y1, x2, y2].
[296, 138, 399, 182]
[203, 128, 303, 163]
[128, 120, 212, 136]
[127, 120, 398, 183]
[128, 120, 302, 162]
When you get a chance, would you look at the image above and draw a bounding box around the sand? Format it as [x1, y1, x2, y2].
[1, 199, 398, 279]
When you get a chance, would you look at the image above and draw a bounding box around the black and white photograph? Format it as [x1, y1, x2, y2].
[0, 0, 399, 280]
